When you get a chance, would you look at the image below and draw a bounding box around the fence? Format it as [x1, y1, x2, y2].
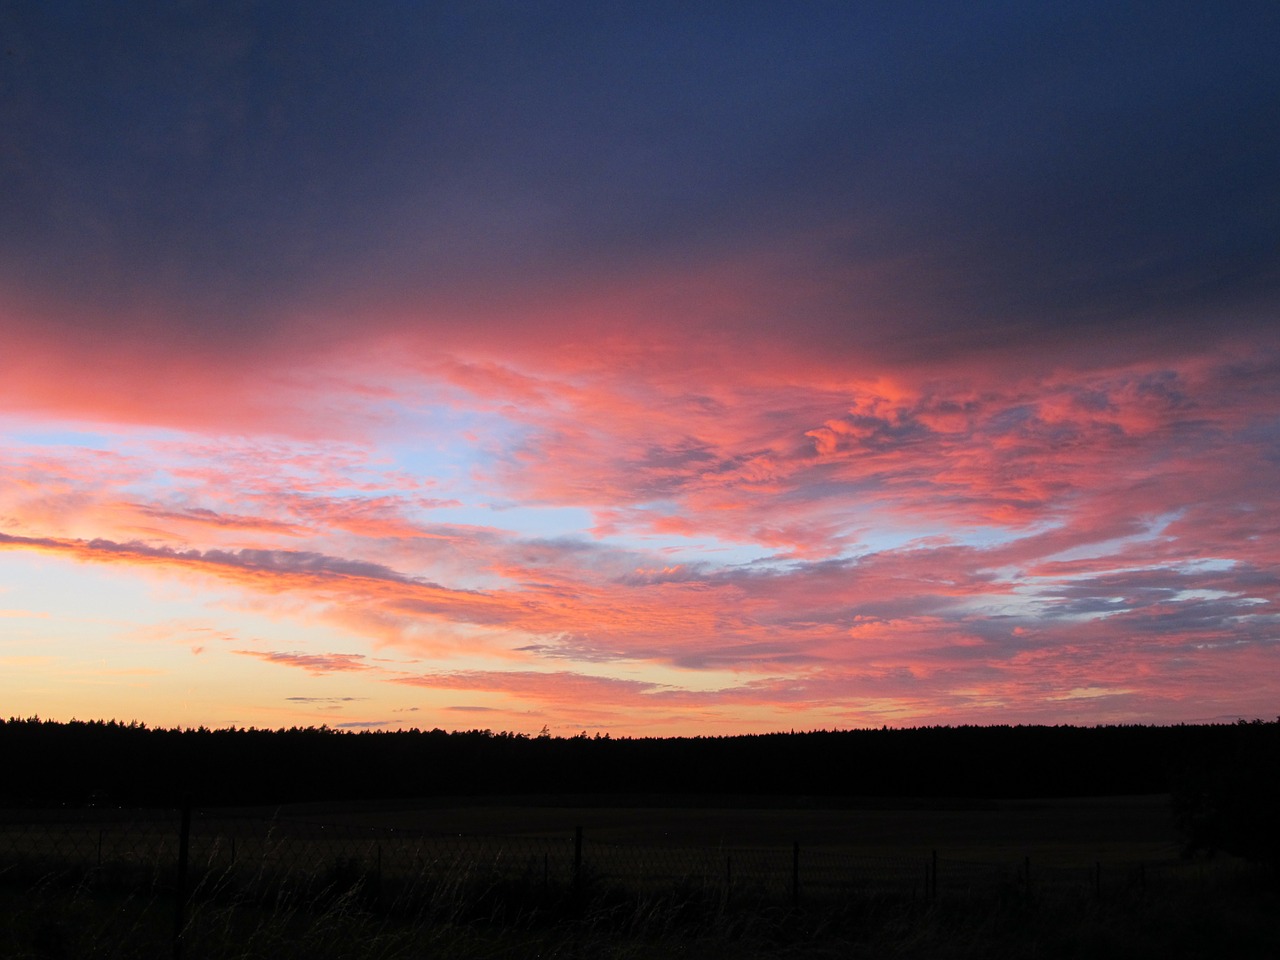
[0, 805, 1250, 957]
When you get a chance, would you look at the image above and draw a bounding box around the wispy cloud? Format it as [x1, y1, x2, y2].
[234, 651, 370, 675]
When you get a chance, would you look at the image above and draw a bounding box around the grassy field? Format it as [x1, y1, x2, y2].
[256, 792, 1184, 864]
[2, 852, 1274, 959]
[3, 795, 1272, 959]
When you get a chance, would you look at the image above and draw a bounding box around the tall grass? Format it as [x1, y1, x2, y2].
[2, 844, 1276, 959]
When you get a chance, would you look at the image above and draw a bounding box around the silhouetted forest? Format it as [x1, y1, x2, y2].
[4, 718, 1277, 826]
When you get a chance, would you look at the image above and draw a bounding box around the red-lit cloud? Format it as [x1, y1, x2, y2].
[235, 651, 371, 675]
[2, 4, 1277, 731]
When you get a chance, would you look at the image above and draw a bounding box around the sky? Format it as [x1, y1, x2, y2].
[2, 2, 1279, 735]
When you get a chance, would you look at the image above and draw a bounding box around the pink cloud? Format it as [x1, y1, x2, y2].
[3, 302, 1278, 730]
[234, 650, 371, 674]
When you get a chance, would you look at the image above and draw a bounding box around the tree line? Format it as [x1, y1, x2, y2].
[4, 717, 1275, 821]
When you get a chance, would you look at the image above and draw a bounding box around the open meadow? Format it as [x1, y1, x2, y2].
[268, 792, 1184, 864]
[4, 793, 1273, 959]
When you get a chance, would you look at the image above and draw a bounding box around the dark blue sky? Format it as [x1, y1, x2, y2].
[3, 1, 1277, 361]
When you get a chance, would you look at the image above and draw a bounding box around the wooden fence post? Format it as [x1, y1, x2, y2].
[931, 849, 938, 901]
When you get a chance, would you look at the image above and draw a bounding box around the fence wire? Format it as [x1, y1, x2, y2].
[0, 806, 1247, 912]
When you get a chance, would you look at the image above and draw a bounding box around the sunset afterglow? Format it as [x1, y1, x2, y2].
[3, 4, 1278, 733]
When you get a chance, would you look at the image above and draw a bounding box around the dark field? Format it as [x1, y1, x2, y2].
[3, 795, 1274, 959]
[270, 793, 1182, 864]
[4, 721, 1277, 957]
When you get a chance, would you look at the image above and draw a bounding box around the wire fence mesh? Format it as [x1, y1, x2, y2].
[0, 805, 1250, 913]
